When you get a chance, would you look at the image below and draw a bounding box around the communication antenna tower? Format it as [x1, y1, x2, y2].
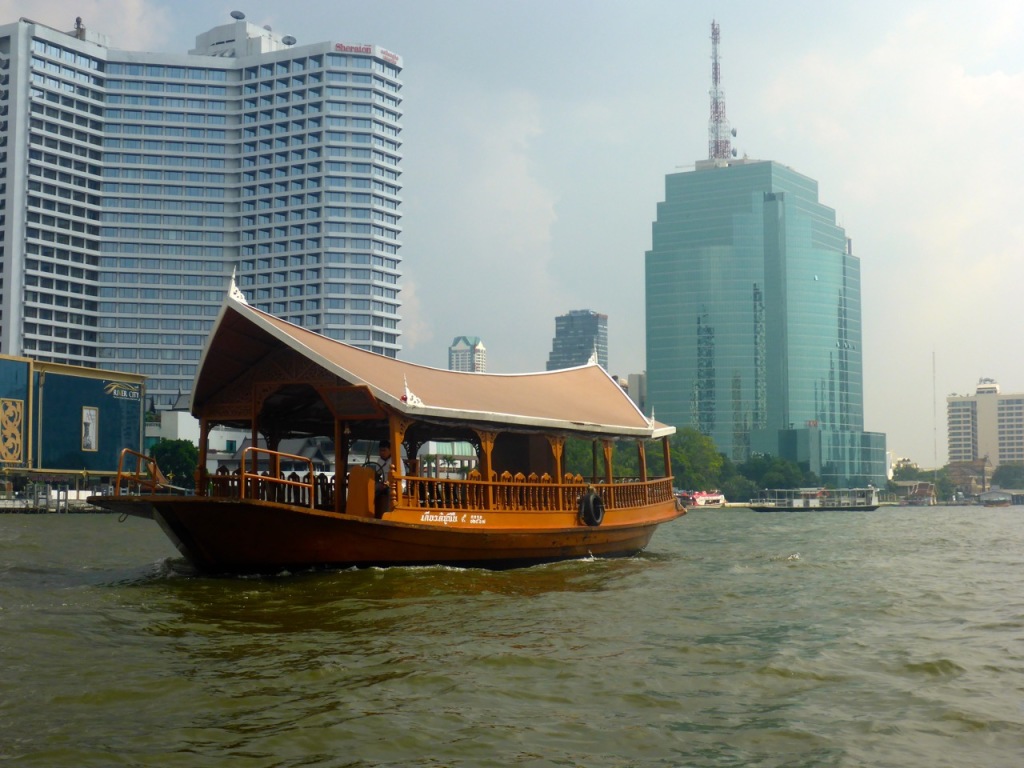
[708, 20, 736, 161]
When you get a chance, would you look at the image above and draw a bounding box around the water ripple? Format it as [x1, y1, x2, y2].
[2, 508, 1024, 766]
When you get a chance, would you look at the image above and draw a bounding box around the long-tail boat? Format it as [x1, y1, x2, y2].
[89, 287, 684, 573]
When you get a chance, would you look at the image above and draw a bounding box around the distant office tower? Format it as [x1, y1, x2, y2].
[448, 336, 486, 372]
[645, 158, 886, 486]
[546, 309, 607, 371]
[0, 13, 403, 408]
[947, 379, 1024, 467]
[644, 22, 884, 488]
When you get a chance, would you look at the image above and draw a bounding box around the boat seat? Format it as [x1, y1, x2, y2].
[346, 465, 376, 518]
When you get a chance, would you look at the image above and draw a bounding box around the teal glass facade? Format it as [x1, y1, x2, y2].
[645, 160, 886, 487]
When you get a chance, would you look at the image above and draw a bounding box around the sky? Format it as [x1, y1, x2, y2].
[9, 0, 1024, 467]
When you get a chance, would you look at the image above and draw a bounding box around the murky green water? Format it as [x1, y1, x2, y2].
[1, 507, 1022, 767]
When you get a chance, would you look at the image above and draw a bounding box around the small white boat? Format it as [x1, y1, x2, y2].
[677, 490, 726, 508]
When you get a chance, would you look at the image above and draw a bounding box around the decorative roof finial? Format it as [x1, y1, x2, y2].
[229, 267, 248, 305]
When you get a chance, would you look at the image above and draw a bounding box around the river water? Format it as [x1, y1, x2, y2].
[1, 506, 1022, 767]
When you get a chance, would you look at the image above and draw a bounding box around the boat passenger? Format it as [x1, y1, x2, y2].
[374, 441, 393, 516]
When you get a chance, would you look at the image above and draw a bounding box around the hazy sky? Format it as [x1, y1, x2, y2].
[10, 0, 1024, 467]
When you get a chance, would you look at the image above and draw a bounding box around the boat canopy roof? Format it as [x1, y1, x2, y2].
[191, 292, 674, 440]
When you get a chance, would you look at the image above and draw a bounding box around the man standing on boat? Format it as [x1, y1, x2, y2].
[374, 441, 394, 515]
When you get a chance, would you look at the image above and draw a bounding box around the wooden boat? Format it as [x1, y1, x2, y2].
[979, 490, 1012, 507]
[89, 287, 684, 573]
[748, 487, 880, 512]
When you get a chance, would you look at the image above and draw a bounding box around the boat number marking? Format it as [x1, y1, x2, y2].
[418, 511, 487, 525]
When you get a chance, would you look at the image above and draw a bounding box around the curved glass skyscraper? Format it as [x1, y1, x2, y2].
[645, 159, 886, 487]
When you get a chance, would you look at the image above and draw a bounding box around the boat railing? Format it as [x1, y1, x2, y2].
[113, 448, 178, 495]
[399, 474, 674, 512]
[201, 466, 674, 514]
[239, 447, 316, 508]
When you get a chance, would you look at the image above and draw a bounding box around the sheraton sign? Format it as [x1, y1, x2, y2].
[334, 42, 401, 66]
[335, 43, 371, 54]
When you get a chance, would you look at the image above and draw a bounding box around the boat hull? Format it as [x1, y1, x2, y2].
[90, 495, 682, 573]
[748, 503, 880, 512]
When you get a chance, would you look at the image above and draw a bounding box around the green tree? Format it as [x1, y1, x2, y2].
[990, 462, 1024, 490]
[891, 462, 927, 482]
[668, 427, 724, 490]
[562, 437, 647, 479]
[563, 438, 599, 478]
[738, 453, 816, 490]
[150, 438, 199, 489]
[718, 455, 758, 504]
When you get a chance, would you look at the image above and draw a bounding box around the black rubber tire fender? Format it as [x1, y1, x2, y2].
[578, 491, 605, 526]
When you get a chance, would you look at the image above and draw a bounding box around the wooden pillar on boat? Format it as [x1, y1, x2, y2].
[602, 439, 614, 508]
[476, 430, 497, 510]
[334, 418, 347, 514]
[548, 436, 564, 510]
[248, 389, 260, 500]
[196, 417, 210, 497]
[388, 418, 401, 488]
[267, 431, 282, 480]
[662, 436, 672, 480]
[637, 441, 648, 505]
[388, 414, 413, 508]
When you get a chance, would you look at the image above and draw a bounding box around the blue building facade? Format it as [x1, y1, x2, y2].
[645, 159, 886, 487]
[0, 355, 144, 478]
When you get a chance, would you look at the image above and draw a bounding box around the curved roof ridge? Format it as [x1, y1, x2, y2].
[192, 293, 673, 438]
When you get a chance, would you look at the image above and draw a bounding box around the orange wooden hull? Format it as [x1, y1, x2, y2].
[91, 495, 684, 573]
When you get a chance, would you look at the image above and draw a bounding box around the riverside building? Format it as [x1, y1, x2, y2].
[0, 12, 403, 409]
[947, 379, 1024, 468]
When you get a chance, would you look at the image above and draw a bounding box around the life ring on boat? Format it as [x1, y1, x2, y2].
[578, 491, 605, 526]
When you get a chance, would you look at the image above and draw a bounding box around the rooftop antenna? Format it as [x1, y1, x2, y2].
[708, 20, 736, 161]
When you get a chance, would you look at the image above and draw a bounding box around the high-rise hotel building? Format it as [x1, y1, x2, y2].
[0, 13, 403, 408]
[947, 379, 1024, 468]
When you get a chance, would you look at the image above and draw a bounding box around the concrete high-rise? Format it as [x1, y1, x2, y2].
[448, 336, 486, 372]
[0, 13, 403, 408]
[546, 309, 607, 371]
[645, 158, 886, 487]
[947, 379, 1024, 468]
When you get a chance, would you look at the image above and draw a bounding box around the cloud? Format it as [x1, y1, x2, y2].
[401, 85, 562, 370]
[755, 3, 1024, 462]
[3, 0, 172, 50]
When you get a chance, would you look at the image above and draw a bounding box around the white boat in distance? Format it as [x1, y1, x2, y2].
[749, 487, 880, 512]
[676, 490, 726, 508]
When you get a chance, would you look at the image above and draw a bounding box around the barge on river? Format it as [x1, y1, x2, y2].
[89, 288, 684, 573]
[748, 487, 880, 512]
